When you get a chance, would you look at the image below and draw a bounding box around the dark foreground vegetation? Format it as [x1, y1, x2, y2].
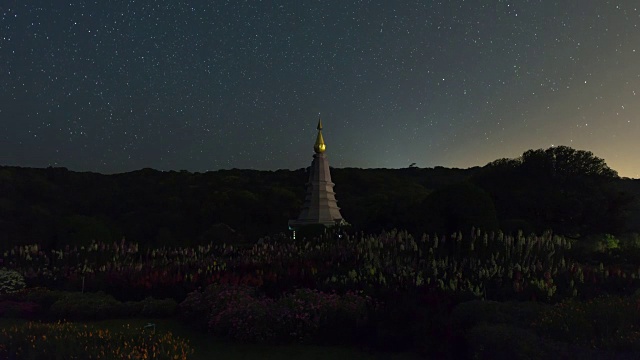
[1, 146, 640, 358]
[1, 229, 640, 359]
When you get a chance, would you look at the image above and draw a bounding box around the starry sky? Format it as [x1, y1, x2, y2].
[1, 1, 639, 177]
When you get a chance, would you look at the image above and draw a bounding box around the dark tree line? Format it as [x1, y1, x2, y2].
[0, 146, 638, 250]
[471, 146, 634, 236]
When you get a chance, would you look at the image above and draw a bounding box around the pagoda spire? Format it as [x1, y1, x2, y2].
[289, 117, 346, 230]
[314, 117, 326, 154]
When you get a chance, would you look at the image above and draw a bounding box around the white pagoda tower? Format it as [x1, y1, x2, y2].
[289, 118, 346, 229]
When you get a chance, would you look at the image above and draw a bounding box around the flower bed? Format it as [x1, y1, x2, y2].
[179, 284, 376, 343]
[0, 321, 193, 359]
[2, 230, 640, 303]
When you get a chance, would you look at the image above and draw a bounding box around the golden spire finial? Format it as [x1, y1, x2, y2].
[314, 117, 326, 153]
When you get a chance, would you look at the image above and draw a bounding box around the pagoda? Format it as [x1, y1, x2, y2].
[289, 118, 346, 230]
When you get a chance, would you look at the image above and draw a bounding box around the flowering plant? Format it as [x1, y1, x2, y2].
[0, 321, 193, 359]
[0, 268, 26, 294]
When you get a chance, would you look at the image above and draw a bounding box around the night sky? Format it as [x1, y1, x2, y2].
[1, 1, 639, 177]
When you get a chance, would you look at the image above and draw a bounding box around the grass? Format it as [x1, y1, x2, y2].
[0, 317, 422, 360]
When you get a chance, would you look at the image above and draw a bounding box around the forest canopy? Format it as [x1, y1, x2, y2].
[0, 146, 638, 249]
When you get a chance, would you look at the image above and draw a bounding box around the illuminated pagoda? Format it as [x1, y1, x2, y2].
[289, 118, 346, 231]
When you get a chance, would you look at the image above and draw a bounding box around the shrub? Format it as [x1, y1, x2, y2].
[50, 291, 123, 320]
[325, 290, 375, 343]
[275, 288, 340, 341]
[121, 300, 144, 317]
[140, 297, 177, 317]
[0, 287, 67, 314]
[209, 291, 277, 342]
[450, 300, 547, 332]
[599, 234, 620, 252]
[369, 293, 421, 351]
[180, 284, 376, 344]
[533, 295, 640, 351]
[0, 268, 26, 294]
[619, 233, 640, 250]
[0, 321, 193, 359]
[451, 300, 511, 332]
[177, 289, 208, 330]
[467, 323, 545, 360]
[179, 284, 257, 331]
[0, 300, 40, 319]
[23, 287, 66, 309]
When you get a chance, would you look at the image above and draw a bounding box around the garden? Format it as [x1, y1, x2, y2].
[1, 229, 640, 359]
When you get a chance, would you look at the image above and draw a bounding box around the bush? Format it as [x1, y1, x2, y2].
[23, 287, 67, 309]
[274, 288, 372, 343]
[50, 291, 123, 320]
[177, 289, 208, 330]
[209, 291, 277, 342]
[140, 297, 177, 317]
[121, 300, 144, 317]
[370, 293, 423, 351]
[450, 300, 547, 332]
[180, 284, 376, 344]
[467, 323, 545, 360]
[179, 284, 256, 331]
[1, 288, 177, 320]
[0, 300, 40, 319]
[619, 233, 640, 250]
[2, 287, 67, 312]
[0, 321, 193, 359]
[451, 300, 510, 332]
[275, 288, 340, 342]
[533, 295, 640, 351]
[0, 268, 26, 294]
[323, 290, 374, 344]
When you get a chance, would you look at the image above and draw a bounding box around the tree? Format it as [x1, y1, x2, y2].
[412, 181, 499, 236]
[520, 146, 618, 179]
[472, 146, 628, 236]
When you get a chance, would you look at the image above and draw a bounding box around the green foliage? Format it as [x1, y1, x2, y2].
[619, 233, 640, 250]
[600, 234, 620, 251]
[0, 268, 26, 294]
[616, 233, 640, 264]
[0, 321, 193, 359]
[569, 233, 640, 264]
